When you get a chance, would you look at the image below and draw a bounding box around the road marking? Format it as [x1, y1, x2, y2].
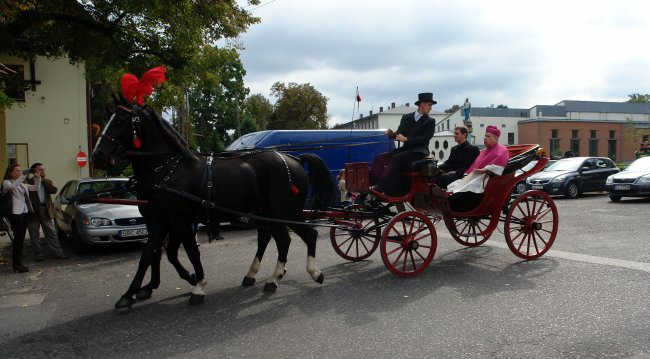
[487, 241, 650, 273]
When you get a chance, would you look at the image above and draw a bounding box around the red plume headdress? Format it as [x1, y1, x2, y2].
[121, 66, 167, 106]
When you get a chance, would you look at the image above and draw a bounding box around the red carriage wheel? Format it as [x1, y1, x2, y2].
[449, 215, 493, 247]
[505, 190, 558, 260]
[380, 211, 437, 277]
[330, 205, 380, 261]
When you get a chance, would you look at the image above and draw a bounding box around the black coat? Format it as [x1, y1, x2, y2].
[395, 112, 435, 155]
[439, 141, 480, 177]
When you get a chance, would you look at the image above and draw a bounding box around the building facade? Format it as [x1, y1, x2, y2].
[1, 55, 91, 187]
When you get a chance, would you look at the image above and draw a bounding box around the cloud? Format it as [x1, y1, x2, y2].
[238, 0, 650, 126]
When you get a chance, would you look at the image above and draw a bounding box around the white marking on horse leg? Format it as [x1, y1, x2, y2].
[306, 256, 322, 281]
[192, 278, 207, 296]
[266, 261, 286, 285]
[246, 257, 261, 278]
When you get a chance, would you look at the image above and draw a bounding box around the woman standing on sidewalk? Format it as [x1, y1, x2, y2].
[2, 163, 40, 273]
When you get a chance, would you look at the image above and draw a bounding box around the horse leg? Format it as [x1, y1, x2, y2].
[290, 223, 324, 284]
[164, 232, 198, 286]
[242, 224, 273, 286]
[115, 235, 162, 309]
[135, 244, 162, 300]
[175, 224, 206, 305]
[263, 224, 291, 292]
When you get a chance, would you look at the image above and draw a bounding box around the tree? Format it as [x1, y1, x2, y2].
[627, 93, 650, 103]
[269, 82, 328, 130]
[496, 104, 508, 108]
[445, 104, 460, 114]
[243, 93, 273, 130]
[0, 0, 259, 118]
[187, 46, 249, 152]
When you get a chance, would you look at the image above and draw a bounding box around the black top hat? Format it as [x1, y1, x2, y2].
[414, 92, 437, 105]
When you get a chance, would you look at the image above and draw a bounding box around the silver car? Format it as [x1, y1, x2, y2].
[54, 178, 147, 253]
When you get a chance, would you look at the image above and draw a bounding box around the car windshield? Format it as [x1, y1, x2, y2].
[545, 158, 584, 171]
[77, 181, 136, 199]
[624, 157, 650, 172]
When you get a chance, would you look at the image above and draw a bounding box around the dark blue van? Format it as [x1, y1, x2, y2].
[226, 130, 395, 179]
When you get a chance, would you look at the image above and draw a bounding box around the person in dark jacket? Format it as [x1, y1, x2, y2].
[437, 125, 480, 188]
[376, 92, 436, 196]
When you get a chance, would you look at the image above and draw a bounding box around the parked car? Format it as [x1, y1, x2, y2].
[512, 159, 557, 194]
[525, 157, 619, 198]
[605, 156, 650, 202]
[54, 178, 147, 253]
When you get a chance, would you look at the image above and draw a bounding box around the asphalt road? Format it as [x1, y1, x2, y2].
[1, 194, 648, 358]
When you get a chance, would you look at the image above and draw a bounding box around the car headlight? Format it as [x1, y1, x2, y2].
[636, 175, 650, 183]
[90, 217, 112, 226]
[606, 176, 613, 185]
[551, 176, 567, 183]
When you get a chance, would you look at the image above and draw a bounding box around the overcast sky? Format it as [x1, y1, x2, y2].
[237, 0, 650, 127]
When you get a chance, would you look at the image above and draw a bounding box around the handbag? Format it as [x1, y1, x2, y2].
[0, 186, 13, 217]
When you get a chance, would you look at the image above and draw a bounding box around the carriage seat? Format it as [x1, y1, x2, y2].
[409, 158, 439, 178]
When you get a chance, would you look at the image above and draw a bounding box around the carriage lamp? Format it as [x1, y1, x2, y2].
[90, 217, 112, 226]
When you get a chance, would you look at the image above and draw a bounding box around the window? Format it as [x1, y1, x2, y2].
[570, 139, 580, 156]
[443, 140, 449, 149]
[0, 64, 26, 101]
[608, 139, 617, 161]
[6, 143, 29, 167]
[609, 130, 616, 139]
[589, 139, 598, 156]
[550, 129, 559, 156]
[590, 130, 597, 138]
[507, 132, 514, 145]
[434, 140, 439, 149]
[572, 130, 579, 138]
[438, 150, 444, 160]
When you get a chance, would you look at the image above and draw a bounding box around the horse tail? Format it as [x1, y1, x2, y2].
[297, 153, 336, 211]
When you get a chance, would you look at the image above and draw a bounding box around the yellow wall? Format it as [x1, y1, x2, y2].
[1, 56, 89, 190]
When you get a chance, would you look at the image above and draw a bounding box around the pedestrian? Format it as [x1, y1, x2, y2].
[447, 125, 509, 212]
[437, 125, 480, 189]
[27, 163, 68, 261]
[2, 163, 41, 273]
[375, 92, 436, 196]
[462, 98, 471, 123]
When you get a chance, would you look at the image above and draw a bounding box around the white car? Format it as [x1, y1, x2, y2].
[54, 178, 147, 253]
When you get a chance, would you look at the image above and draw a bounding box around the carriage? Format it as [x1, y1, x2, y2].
[322, 144, 559, 277]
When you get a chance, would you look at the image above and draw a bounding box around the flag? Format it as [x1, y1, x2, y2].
[356, 87, 361, 102]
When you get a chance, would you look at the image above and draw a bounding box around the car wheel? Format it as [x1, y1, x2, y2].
[609, 195, 622, 202]
[515, 182, 527, 194]
[564, 182, 579, 199]
[71, 224, 88, 254]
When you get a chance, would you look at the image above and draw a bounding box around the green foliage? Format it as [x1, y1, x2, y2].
[496, 104, 508, 108]
[1, 0, 260, 137]
[626, 93, 650, 103]
[243, 93, 273, 130]
[269, 82, 329, 130]
[445, 104, 460, 114]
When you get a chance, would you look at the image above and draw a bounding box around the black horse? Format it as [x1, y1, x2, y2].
[92, 97, 335, 309]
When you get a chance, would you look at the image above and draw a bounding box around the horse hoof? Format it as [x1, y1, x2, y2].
[263, 282, 278, 292]
[242, 276, 256, 286]
[188, 294, 205, 305]
[316, 273, 324, 284]
[189, 273, 198, 286]
[135, 288, 152, 300]
[115, 296, 135, 309]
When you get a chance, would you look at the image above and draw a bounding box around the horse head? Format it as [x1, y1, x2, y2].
[92, 94, 194, 170]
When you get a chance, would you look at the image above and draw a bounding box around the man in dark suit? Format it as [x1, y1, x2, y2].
[376, 92, 436, 196]
[437, 125, 480, 188]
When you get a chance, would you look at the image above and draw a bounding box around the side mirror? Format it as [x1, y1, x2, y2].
[579, 166, 590, 172]
[60, 197, 70, 205]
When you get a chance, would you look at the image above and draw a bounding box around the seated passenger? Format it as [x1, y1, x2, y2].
[437, 125, 480, 189]
[447, 125, 509, 212]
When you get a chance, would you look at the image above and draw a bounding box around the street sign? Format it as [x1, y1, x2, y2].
[76, 151, 87, 167]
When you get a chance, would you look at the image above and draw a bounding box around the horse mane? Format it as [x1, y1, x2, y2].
[144, 106, 199, 161]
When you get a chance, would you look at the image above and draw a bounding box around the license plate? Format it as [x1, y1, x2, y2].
[531, 185, 543, 189]
[614, 185, 630, 190]
[119, 228, 148, 238]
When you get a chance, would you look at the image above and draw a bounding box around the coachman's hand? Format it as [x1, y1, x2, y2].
[386, 129, 396, 140]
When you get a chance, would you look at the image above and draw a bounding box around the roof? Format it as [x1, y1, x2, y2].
[470, 107, 530, 118]
[557, 100, 650, 114]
